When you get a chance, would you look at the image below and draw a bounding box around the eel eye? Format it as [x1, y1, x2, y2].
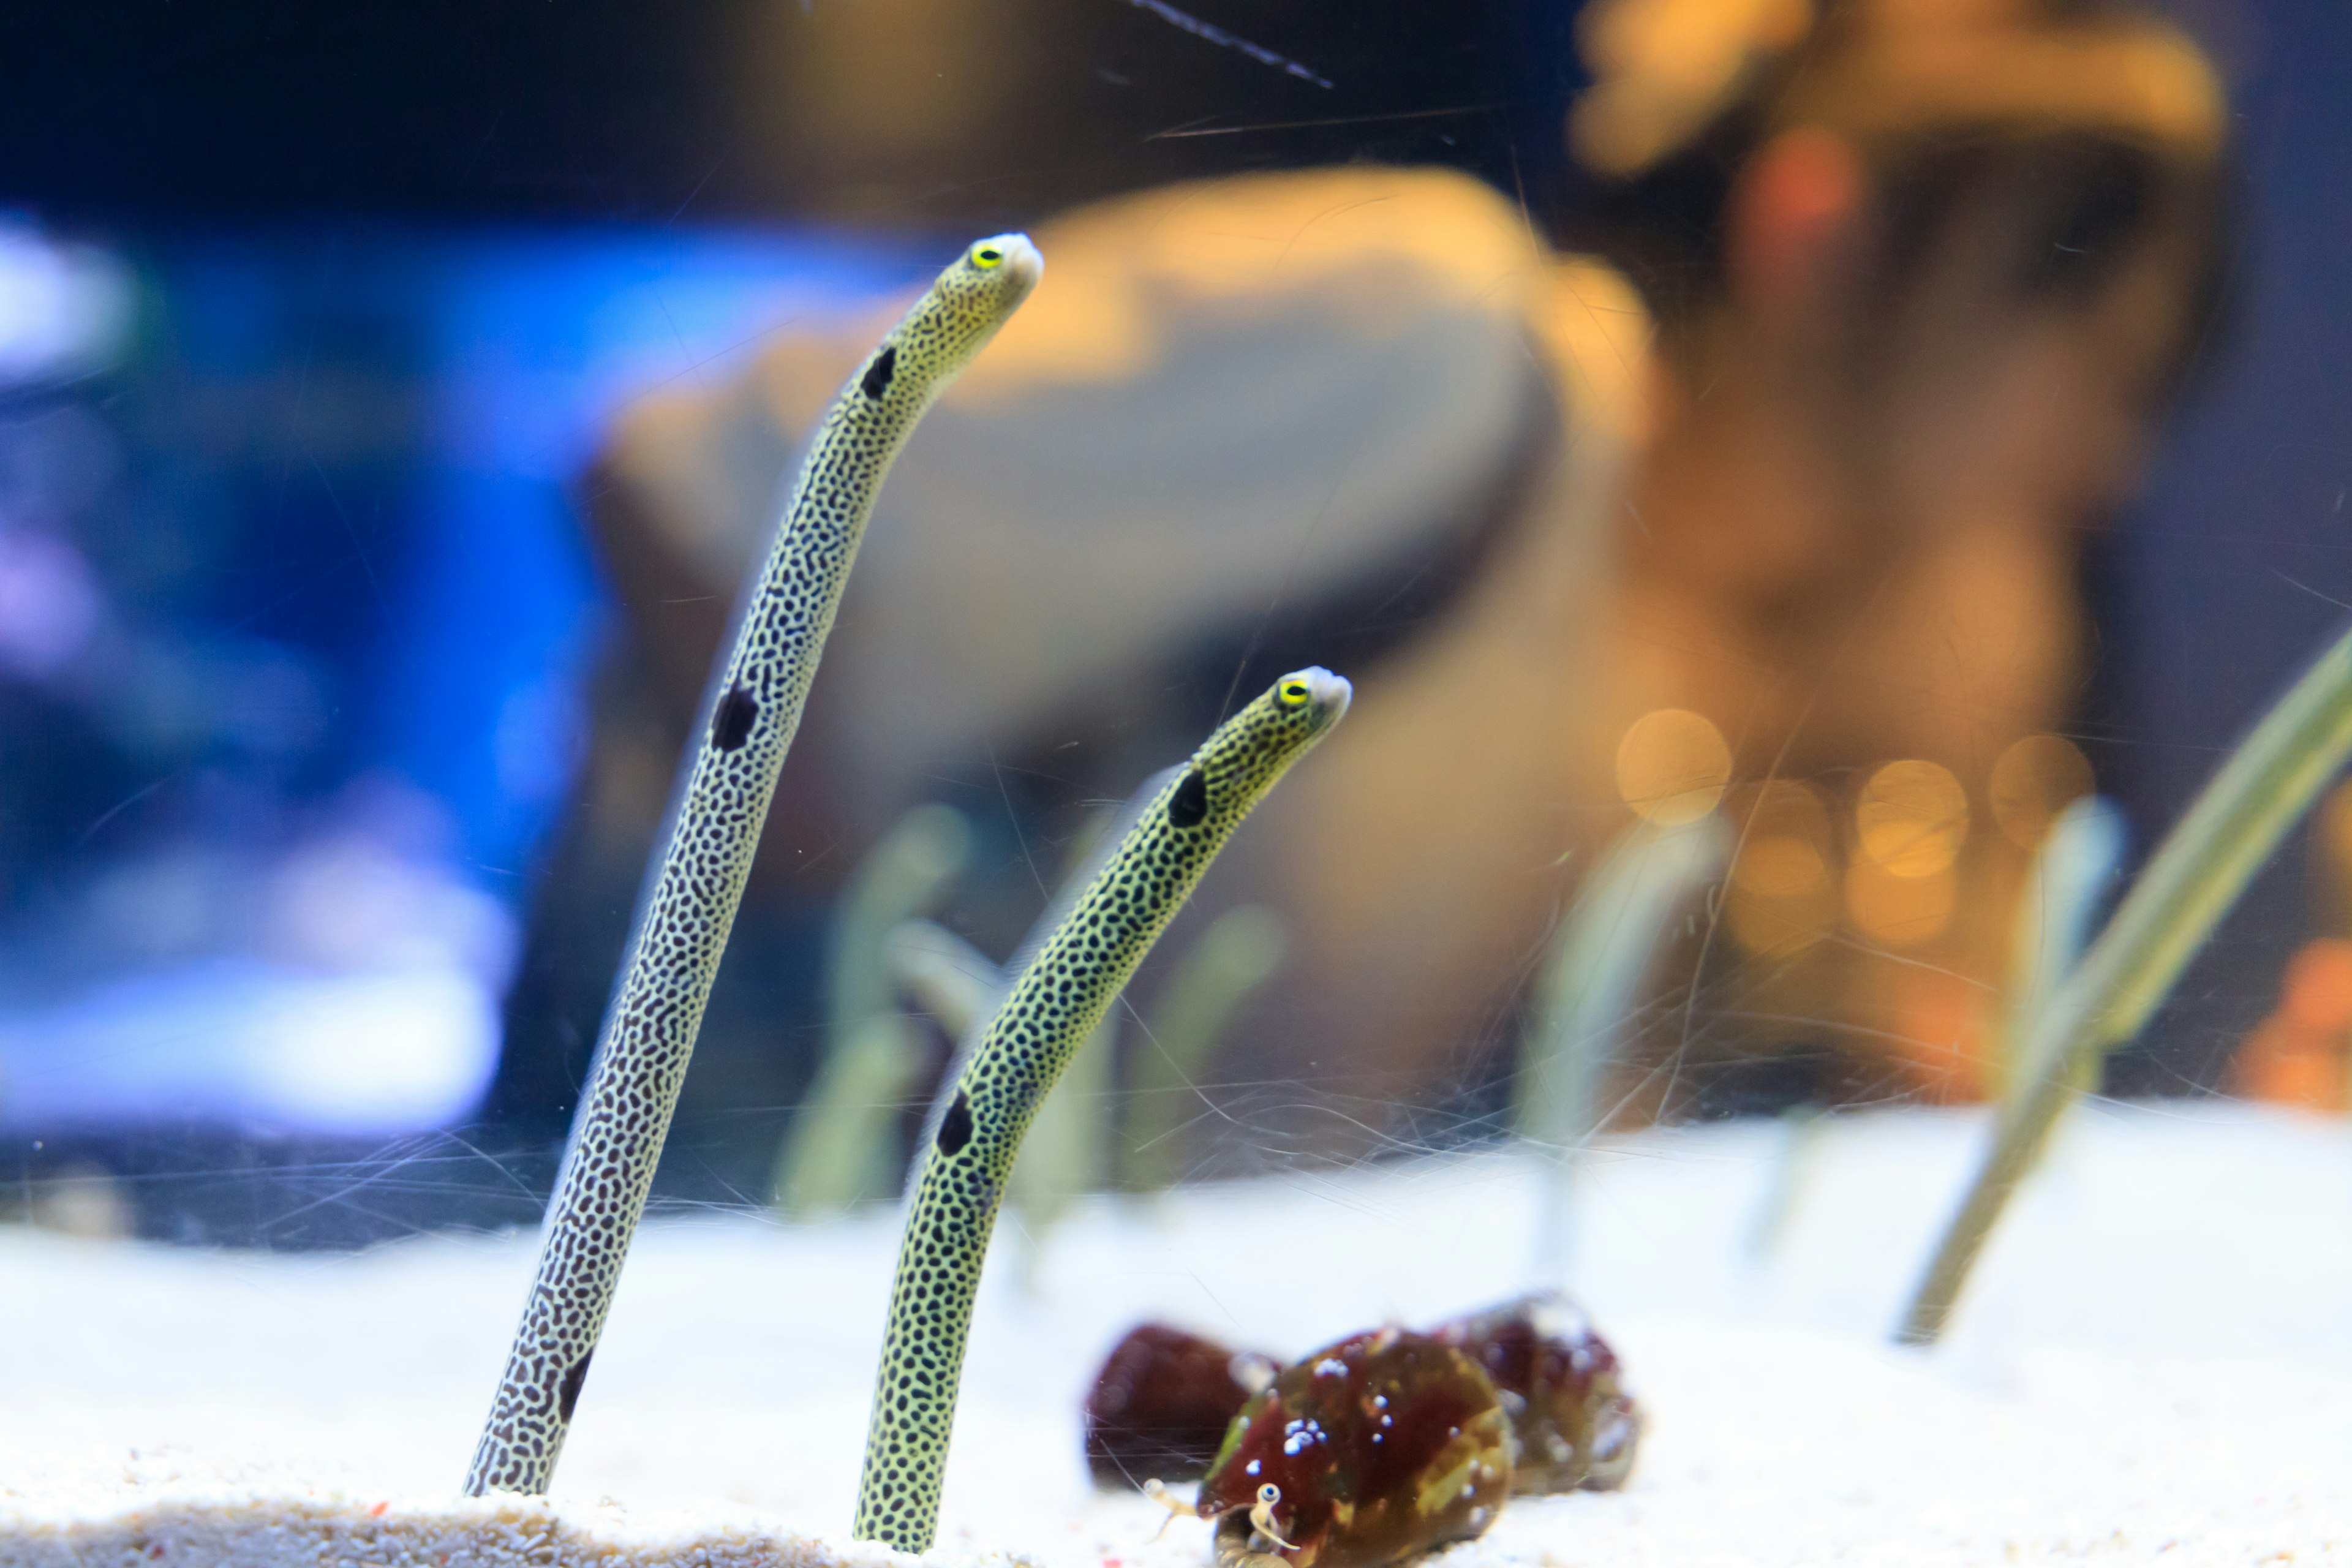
[1278, 680, 1311, 708]
[970, 244, 1005, 270]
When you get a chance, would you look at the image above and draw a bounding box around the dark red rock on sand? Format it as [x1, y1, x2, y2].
[1085, 1323, 1277, 1487]
[1428, 1291, 1640, 1493]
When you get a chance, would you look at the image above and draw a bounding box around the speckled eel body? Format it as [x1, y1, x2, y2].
[854, 667, 1353, 1551]
[466, 236, 1042, 1497]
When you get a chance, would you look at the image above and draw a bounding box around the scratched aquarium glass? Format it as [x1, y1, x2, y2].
[2, 2, 2351, 1563]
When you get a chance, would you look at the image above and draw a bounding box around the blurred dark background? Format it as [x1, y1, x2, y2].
[0, 0, 2343, 1242]
[0, 3, 1582, 227]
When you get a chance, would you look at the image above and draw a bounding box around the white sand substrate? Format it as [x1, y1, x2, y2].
[2, 1101, 2347, 1566]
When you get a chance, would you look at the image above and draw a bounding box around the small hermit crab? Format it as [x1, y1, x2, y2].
[1191, 1327, 1513, 1568]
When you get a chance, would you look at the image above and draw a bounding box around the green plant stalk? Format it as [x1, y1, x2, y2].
[884, 917, 1114, 1273]
[1005, 1012, 1114, 1285]
[1119, 903, 1288, 1191]
[1744, 1101, 1826, 1264]
[775, 1016, 927, 1216]
[776, 805, 970, 1216]
[885, 915, 1121, 1279]
[1992, 794, 2126, 1109]
[994, 802, 1126, 1268]
[1899, 621, 2352, 1346]
[888, 919, 1002, 1038]
[1521, 814, 1728, 1281]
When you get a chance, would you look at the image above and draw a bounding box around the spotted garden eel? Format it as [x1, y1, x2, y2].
[465, 235, 1043, 1496]
[854, 666, 1352, 1550]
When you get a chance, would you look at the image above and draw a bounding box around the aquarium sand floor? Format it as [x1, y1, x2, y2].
[2, 1102, 2346, 1566]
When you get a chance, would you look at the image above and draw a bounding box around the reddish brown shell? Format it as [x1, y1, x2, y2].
[1197, 1327, 1513, 1568]
[1084, 1324, 1276, 1487]
[1427, 1292, 1641, 1493]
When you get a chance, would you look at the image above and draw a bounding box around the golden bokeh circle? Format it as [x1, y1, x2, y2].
[1988, 733, 2095, 850]
[1725, 780, 1838, 953]
[1615, 707, 1732, 826]
[1731, 780, 1833, 895]
[2316, 781, 2352, 881]
[1855, 760, 1969, 878]
[1846, 857, 1957, 945]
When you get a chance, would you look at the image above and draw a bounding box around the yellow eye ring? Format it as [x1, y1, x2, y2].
[1278, 680, 1311, 707]
[970, 244, 1004, 270]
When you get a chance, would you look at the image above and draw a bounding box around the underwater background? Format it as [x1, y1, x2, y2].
[0, 0, 2346, 1250]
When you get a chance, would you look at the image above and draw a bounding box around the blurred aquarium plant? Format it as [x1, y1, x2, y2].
[889, 918, 999, 1038]
[1994, 795, 2129, 1109]
[881, 911, 1126, 1268]
[1902, 619, 2352, 1345]
[1000, 801, 1127, 1275]
[774, 804, 971, 1217]
[1743, 1102, 1826, 1265]
[884, 900, 1287, 1218]
[1118, 902, 1287, 1193]
[1518, 813, 1728, 1281]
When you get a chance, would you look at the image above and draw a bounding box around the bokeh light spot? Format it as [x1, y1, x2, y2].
[1727, 782, 1838, 953]
[2282, 938, 2352, 1035]
[1847, 857, 1957, 946]
[2317, 781, 2352, 883]
[1856, 760, 1968, 877]
[1988, 733, 2095, 850]
[1732, 781, 1833, 894]
[1615, 707, 1732, 826]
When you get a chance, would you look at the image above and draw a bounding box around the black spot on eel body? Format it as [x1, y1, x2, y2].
[861, 345, 898, 400]
[937, 1090, 974, 1156]
[1168, 769, 1209, 828]
[559, 1352, 593, 1422]
[712, 683, 758, 750]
